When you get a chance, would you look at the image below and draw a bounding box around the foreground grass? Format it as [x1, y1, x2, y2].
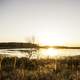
[0, 56, 80, 80]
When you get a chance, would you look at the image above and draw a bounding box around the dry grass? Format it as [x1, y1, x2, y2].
[0, 56, 80, 80]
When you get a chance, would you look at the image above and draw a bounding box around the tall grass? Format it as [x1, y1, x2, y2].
[0, 56, 80, 80]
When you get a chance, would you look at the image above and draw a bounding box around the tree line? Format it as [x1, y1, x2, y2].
[0, 42, 39, 49]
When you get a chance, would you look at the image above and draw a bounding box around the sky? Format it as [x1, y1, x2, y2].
[0, 0, 80, 46]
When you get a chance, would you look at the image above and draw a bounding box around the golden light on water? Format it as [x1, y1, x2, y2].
[40, 48, 59, 58]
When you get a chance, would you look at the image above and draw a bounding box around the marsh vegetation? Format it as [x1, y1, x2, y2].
[0, 54, 80, 80]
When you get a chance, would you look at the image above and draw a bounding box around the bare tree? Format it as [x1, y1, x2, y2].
[25, 36, 36, 44]
[25, 36, 40, 59]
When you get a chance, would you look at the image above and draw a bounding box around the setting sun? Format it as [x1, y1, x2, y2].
[36, 33, 66, 46]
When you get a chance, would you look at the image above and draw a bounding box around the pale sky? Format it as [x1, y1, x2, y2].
[0, 0, 80, 46]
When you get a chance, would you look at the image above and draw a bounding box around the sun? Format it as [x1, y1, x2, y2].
[36, 33, 65, 46]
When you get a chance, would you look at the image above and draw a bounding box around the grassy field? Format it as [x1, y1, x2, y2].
[0, 55, 80, 80]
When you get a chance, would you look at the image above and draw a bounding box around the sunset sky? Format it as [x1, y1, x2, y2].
[0, 0, 80, 46]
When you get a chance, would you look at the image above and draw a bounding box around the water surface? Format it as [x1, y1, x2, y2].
[0, 48, 80, 58]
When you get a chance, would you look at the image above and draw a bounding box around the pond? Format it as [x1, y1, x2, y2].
[0, 48, 80, 59]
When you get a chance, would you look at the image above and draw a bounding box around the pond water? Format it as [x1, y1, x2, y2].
[0, 48, 80, 58]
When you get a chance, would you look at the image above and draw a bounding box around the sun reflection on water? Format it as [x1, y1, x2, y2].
[40, 48, 59, 58]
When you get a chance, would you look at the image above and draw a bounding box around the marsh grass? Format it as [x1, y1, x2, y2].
[0, 56, 80, 80]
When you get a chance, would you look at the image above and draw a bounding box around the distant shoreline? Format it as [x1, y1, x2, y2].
[0, 42, 80, 49]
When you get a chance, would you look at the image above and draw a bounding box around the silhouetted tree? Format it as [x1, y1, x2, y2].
[25, 36, 39, 59]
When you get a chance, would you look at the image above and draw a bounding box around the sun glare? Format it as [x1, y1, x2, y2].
[36, 33, 65, 46]
[40, 48, 59, 58]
